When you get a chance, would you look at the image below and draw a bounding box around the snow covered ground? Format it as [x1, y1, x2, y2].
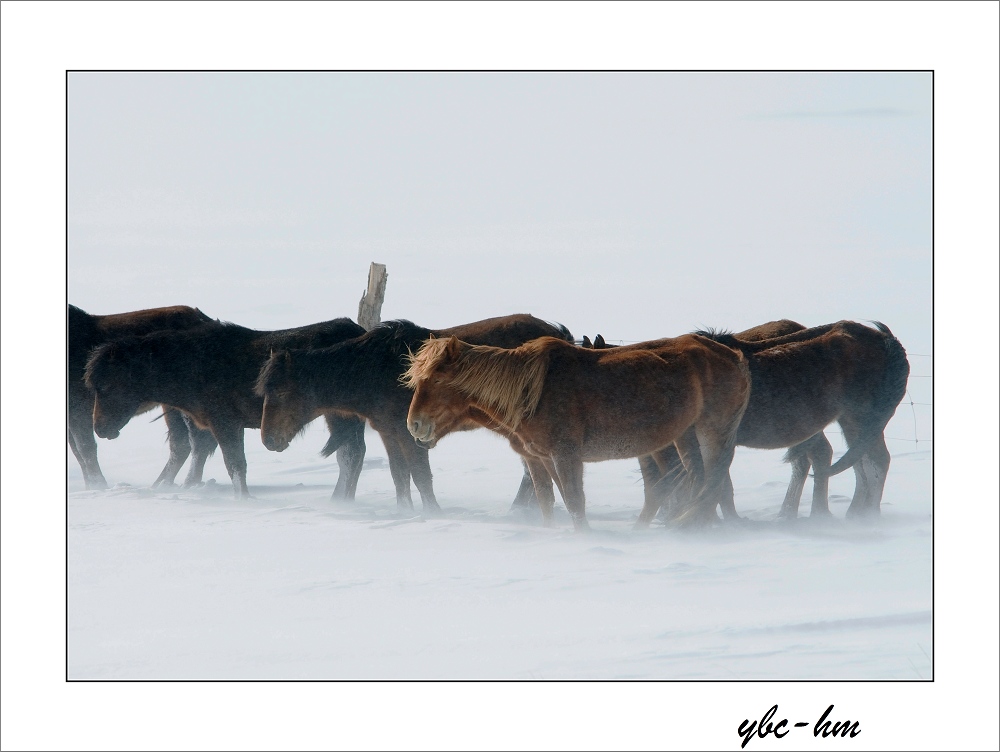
[68, 413, 932, 680]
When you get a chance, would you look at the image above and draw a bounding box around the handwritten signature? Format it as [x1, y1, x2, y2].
[738, 705, 860, 748]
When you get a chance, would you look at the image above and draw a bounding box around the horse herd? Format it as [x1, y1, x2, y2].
[69, 304, 910, 531]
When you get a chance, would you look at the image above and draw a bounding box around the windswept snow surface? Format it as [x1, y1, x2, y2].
[68, 418, 931, 680]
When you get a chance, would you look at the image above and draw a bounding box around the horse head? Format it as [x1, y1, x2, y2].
[256, 349, 323, 452]
[84, 341, 151, 440]
[402, 336, 470, 449]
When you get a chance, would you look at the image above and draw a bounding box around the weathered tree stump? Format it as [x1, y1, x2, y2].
[357, 262, 388, 331]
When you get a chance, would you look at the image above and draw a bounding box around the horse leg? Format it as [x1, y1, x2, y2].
[68, 405, 107, 490]
[692, 427, 739, 525]
[636, 453, 666, 528]
[840, 419, 870, 520]
[807, 433, 834, 517]
[852, 434, 890, 518]
[332, 419, 366, 501]
[863, 434, 891, 516]
[637, 449, 684, 529]
[551, 451, 589, 531]
[213, 423, 250, 499]
[509, 459, 539, 511]
[523, 455, 556, 526]
[379, 431, 414, 511]
[667, 427, 708, 522]
[183, 415, 218, 487]
[397, 432, 441, 515]
[153, 407, 191, 488]
[777, 442, 810, 520]
[67, 425, 87, 472]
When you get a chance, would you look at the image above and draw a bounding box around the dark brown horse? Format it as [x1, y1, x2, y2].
[85, 318, 369, 499]
[69, 304, 220, 490]
[579, 320, 837, 523]
[255, 316, 574, 513]
[403, 334, 752, 530]
[690, 321, 909, 520]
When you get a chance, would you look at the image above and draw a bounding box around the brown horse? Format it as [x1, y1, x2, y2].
[69, 304, 220, 490]
[691, 321, 909, 520]
[85, 318, 369, 499]
[578, 320, 837, 524]
[255, 316, 574, 513]
[403, 334, 752, 530]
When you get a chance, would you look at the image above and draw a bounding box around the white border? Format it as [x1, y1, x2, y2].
[2, 2, 998, 750]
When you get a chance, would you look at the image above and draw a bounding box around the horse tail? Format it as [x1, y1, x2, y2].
[783, 442, 809, 464]
[320, 433, 343, 458]
[818, 322, 910, 478]
[320, 413, 365, 458]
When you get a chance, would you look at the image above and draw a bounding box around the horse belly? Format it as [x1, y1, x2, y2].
[581, 427, 675, 462]
[737, 403, 840, 449]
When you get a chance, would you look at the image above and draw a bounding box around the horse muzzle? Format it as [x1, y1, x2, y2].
[407, 419, 437, 449]
[262, 434, 290, 452]
[95, 425, 120, 440]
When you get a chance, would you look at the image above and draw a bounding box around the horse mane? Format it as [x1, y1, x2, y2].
[83, 337, 144, 389]
[692, 327, 740, 347]
[403, 338, 551, 430]
[255, 319, 430, 397]
[548, 320, 575, 343]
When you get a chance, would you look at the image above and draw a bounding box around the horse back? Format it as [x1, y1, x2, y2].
[734, 319, 805, 342]
[69, 304, 214, 391]
[262, 318, 366, 351]
[93, 306, 214, 339]
[441, 314, 572, 349]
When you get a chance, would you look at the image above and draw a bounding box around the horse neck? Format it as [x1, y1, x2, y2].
[446, 343, 549, 431]
[737, 322, 844, 352]
[124, 340, 202, 408]
[298, 344, 380, 415]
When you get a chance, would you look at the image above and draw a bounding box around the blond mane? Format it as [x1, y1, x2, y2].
[403, 338, 551, 430]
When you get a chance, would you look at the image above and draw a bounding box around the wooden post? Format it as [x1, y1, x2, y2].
[357, 262, 388, 331]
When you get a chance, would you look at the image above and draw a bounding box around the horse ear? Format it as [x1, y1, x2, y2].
[595, 334, 607, 348]
[443, 336, 461, 362]
[581, 335, 593, 348]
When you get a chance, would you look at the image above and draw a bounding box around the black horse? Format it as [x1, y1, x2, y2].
[85, 317, 369, 499]
[69, 304, 220, 490]
[256, 316, 574, 513]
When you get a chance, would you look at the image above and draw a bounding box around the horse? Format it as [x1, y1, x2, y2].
[691, 321, 909, 520]
[84, 317, 369, 499]
[403, 334, 752, 530]
[69, 304, 220, 490]
[255, 316, 575, 514]
[577, 320, 838, 524]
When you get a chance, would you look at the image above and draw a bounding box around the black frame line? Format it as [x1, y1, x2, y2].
[65, 68, 934, 684]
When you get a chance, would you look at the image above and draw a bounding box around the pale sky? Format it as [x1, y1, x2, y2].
[69, 72, 931, 354]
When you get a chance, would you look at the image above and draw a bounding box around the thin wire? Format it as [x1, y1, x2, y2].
[905, 390, 920, 447]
